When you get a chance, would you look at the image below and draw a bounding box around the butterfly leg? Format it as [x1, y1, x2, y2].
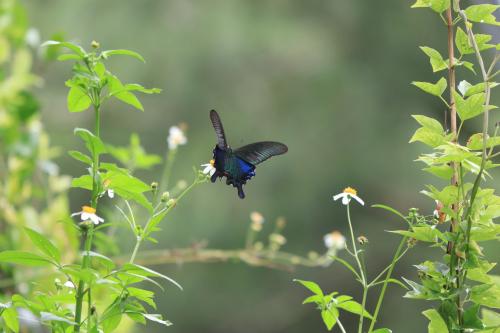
[237, 185, 245, 199]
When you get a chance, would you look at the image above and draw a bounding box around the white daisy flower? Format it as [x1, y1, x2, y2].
[333, 187, 364, 206]
[71, 206, 104, 225]
[167, 126, 187, 150]
[323, 231, 346, 250]
[201, 159, 216, 176]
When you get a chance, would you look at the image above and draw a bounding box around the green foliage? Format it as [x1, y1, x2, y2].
[408, 2, 499, 332]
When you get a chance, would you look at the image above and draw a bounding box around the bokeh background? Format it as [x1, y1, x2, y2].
[25, 1, 498, 332]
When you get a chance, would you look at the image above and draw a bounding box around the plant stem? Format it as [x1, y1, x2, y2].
[128, 177, 205, 264]
[159, 148, 177, 195]
[367, 236, 407, 332]
[337, 317, 347, 333]
[74, 103, 101, 332]
[346, 204, 367, 333]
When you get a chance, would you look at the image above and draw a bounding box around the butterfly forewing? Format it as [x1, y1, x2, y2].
[234, 141, 288, 165]
[209, 110, 228, 149]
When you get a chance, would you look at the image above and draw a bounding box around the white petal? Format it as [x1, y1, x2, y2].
[108, 189, 114, 198]
[81, 212, 91, 221]
[342, 196, 350, 205]
[352, 195, 365, 206]
[71, 212, 81, 217]
[209, 168, 216, 176]
[333, 193, 345, 201]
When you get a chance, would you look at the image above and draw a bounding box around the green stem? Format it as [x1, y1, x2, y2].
[129, 177, 205, 264]
[159, 148, 177, 195]
[367, 236, 407, 332]
[346, 204, 367, 333]
[74, 103, 101, 332]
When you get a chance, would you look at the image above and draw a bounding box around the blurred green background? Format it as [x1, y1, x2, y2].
[25, 1, 498, 332]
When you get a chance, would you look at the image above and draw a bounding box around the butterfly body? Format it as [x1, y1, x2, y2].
[208, 110, 287, 199]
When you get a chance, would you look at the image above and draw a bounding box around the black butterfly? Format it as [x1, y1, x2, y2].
[208, 110, 288, 199]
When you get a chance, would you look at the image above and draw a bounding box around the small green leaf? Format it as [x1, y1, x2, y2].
[24, 227, 61, 263]
[124, 83, 161, 94]
[454, 91, 486, 121]
[68, 150, 93, 165]
[41, 40, 86, 57]
[455, 27, 494, 55]
[423, 309, 449, 333]
[101, 49, 145, 62]
[337, 300, 373, 319]
[74, 128, 106, 157]
[67, 85, 91, 112]
[293, 279, 324, 296]
[143, 313, 172, 327]
[411, 0, 450, 13]
[420, 47, 447, 72]
[463, 304, 484, 329]
[122, 263, 183, 290]
[471, 284, 500, 308]
[40, 312, 76, 325]
[372, 329, 392, 333]
[321, 308, 338, 331]
[107, 75, 144, 111]
[2, 307, 19, 333]
[0, 251, 52, 266]
[302, 295, 323, 304]
[464, 4, 500, 26]
[412, 78, 447, 97]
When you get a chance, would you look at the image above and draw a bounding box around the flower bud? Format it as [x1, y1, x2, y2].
[91, 40, 100, 49]
[151, 182, 158, 191]
[167, 198, 177, 208]
[161, 191, 170, 202]
[357, 235, 368, 245]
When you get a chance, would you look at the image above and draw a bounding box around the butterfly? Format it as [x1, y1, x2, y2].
[208, 110, 288, 199]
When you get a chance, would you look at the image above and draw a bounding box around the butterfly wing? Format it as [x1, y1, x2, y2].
[234, 141, 288, 165]
[209, 110, 228, 149]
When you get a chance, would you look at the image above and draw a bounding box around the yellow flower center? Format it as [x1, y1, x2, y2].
[82, 206, 96, 214]
[343, 187, 357, 196]
[210, 159, 215, 166]
[103, 179, 111, 187]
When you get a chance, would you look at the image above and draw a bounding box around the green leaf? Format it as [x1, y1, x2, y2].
[332, 257, 361, 280]
[372, 204, 408, 221]
[410, 115, 446, 148]
[68, 150, 93, 165]
[24, 227, 61, 263]
[337, 300, 373, 319]
[40, 312, 76, 325]
[72, 175, 92, 190]
[121, 263, 183, 290]
[143, 314, 172, 327]
[464, 82, 499, 98]
[412, 77, 447, 97]
[67, 85, 91, 112]
[464, 4, 500, 26]
[107, 75, 144, 111]
[101, 49, 145, 63]
[372, 329, 392, 333]
[463, 304, 484, 329]
[0, 251, 52, 266]
[124, 83, 161, 94]
[41, 40, 86, 57]
[471, 284, 500, 308]
[74, 128, 106, 157]
[481, 308, 500, 333]
[454, 91, 486, 121]
[420, 47, 447, 72]
[57, 54, 81, 61]
[321, 308, 338, 331]
[293, 279, 324, 296]
[411, 0, 450, 13]
[423, 309, 449, 333]
[83, 251, 115, 269]
[2, 307, 19, 333]
[467, 133, 500, 150]
[413, 115, 444, 133]
[302, 295, 323, 304]
[455, 27, 494, 55]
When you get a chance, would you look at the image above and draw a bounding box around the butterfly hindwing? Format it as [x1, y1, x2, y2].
[209, 110, 228, 149]
[234, 141, 288, 165]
